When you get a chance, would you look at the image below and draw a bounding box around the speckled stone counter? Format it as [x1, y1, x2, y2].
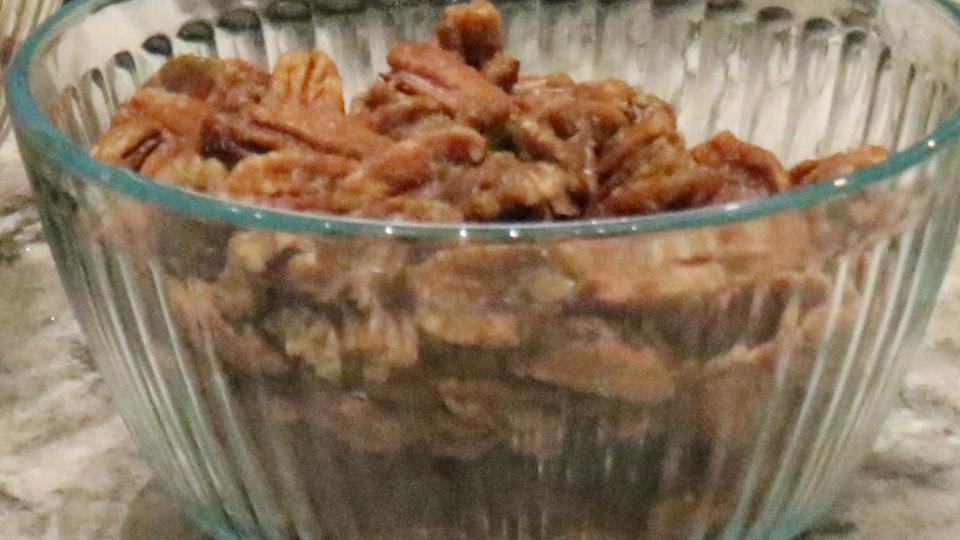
[3, 132, 960, 540]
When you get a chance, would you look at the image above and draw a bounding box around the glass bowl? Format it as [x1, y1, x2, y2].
[9, 0, 960, 538]
[0, 0, 59, 142]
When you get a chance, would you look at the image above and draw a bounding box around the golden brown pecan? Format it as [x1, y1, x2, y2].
[436, 379, 566, 458]
[555, 214, 816, 308]
[362, 121, 486, 194]
[386, 41, 511, 131]
[512, 116, 591, 176]
[447, 152, 587, 220]
[596, 141, 735, 215]
[351, 82, 448, 138]
[435, 0, 504, 68]
[168, 279, 289, 375]
[696, 344, 773, 444]
[512, 340, 676, 403]
[263, 307, 344, 383]
[267, 50, 345, 112]
[409, 245, 575, 347]
[116, 87, 213, 144]
[691, 130, 790, 193]
[556, 238, 732, 307]
[91, 120, 165, 170]
[789, 145, 889, 185]
[512, 77, 640, 165]
[596, 94, 680, 178]
[147, 150, 229, 192]
[94, 88, 213, 171]
[251, 101, 391, 159]
[340, 306, 419, 383]
[147, 55, 270, 111]
[313, 395, 418, 453]
[215, 150, 355, 209]
[480, 52, 519, 92]
[201, 112, 298, 167]
[281, 238, 407, 309]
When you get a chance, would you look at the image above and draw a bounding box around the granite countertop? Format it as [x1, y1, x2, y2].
[3, 135, 960, 540]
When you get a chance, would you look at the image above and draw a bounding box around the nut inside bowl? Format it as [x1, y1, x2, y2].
[9, 0, 960, 538]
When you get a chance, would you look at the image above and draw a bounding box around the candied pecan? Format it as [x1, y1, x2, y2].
[365, 102, 448, 139]
[642, 268, 832, 358]
[280, 237, 408, 309]
[596, 94, 680, 178]
[555, 212, 817, 307]
[362, 141, 434, 194]
[94, 88, 214, 170]
[709, 212, 817, 272]
[789, 145, 889, 185]
[512, 117, 591, 177]
[556, 238, 733, 307]
[512, 339, 676, 404]
[168, 279, 289, 375]
[408, 245, 574, 347]
[691, 130, 790, 193]
[574, 79, 639, 119]
[696, 344, 773, 444]
[148, 55, 224, 100]
[513, 77, 640, 153]
[263, 307, 344, 383]
[386, 41, 511, 131]
[351, 80, 448, 138]
[146, 150, 229, 192]
[215, 150, 356, 210]
[435, 0, 504, 68]
[147, 55, 270, 111]
[213, 231, 313, 317]
[362, 121, 486, 193]
[201, 112, 297, 167]
[598, 159, 737, 215]
[116, 87, 213, 143]
[251, 101, 391, 159]
[313, 394, 419, 453]
[264, 303, 414, 388]
[480, 52, 519, 92]
[448, 152, 587, 219]
[340, 306, 420, 383]
[437, 379, 566, 458]
[91, 120, 165, 170]
[267, 50, 345, 112]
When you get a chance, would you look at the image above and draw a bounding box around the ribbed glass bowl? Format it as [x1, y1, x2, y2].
[9, 0, 960, 538]
[0, 0, 58, 142]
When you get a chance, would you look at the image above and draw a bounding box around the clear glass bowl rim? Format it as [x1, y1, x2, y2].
[8, 0, 960, 240]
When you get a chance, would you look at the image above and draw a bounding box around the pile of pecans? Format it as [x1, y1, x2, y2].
[90, 1, 897, 537]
